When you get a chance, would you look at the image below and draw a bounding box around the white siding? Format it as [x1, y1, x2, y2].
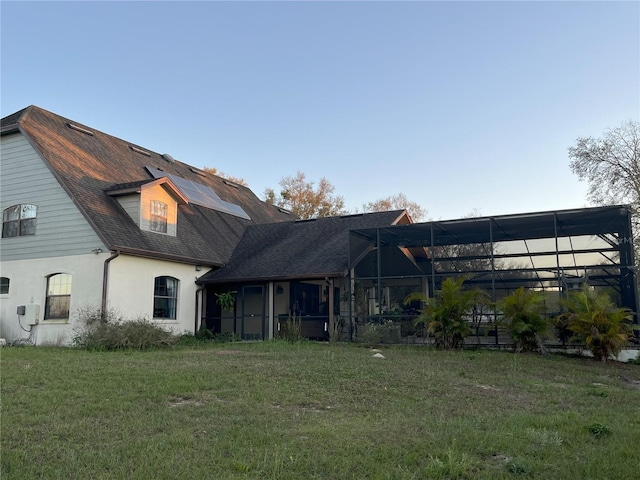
[0, 133, 106, 261]
[0, 253, 104, 346]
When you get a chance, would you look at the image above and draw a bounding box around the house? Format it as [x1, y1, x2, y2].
[0, 106, 411, 345]
[2, 106, 636, 347]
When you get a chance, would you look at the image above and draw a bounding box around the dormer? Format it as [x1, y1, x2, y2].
[106, 178, 188, 236]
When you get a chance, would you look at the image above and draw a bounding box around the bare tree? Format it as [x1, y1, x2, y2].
[202, 166, 247, 186]
[263, 171, 348, 219]
[568, 119, 640, 210]
[362, 193, 428, 222]
[569, 120, 640, 257]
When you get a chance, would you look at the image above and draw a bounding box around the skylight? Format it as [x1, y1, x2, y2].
[146, 166, 250, 220]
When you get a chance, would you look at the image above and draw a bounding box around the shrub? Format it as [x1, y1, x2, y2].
[587, 423, 611, 439]
[411, 277, 487, 349]
[356, 320, 400, 345]
[278, 311, 302, 343]
[329, 315, 347, 343]
[196, 322, 215, 340]
[559, 285, 635, 363]
[496, 287, 549, 353]
[73, 306, 179, 350]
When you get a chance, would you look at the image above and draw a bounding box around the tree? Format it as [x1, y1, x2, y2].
[568, 119, 640, 224]
[558, 284, 635, 363]
[263, 171, 348, 219]
[362, 193, 427, 222]
[496, 287, 549, 354]
[202, 167, 247, 186]
[408, 277, 487, 349]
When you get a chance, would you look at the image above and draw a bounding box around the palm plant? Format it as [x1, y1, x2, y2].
[407, 277, 486, 349]
[559, 285, 635, 363]
[496, 287, 549, 354]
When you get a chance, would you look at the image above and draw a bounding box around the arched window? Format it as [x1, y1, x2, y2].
[45, 273, 72, 320]
[153, 276, 178, 319]
[0, 277, 9, 295]
[2, 204, 37, 237]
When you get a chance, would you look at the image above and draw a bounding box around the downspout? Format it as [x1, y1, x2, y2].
[195, 285, 205, 334]
[102, 250, 120, 315]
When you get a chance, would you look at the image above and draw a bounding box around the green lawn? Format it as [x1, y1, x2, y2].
[2, 342, 639, 479]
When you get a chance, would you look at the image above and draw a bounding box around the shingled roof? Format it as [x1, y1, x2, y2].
[1, 106, 292, 266]
[197, 210, 407, 284]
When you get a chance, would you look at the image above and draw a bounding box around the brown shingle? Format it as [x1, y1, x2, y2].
[3, 106, 291, 266]
[197, 210, 407, 283]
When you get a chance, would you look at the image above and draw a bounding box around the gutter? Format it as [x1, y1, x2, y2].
[110, 245, 221, 268]
[101, 250, 120, 314]
[195, 285, 205, 334]
[197, 271, 346, 285]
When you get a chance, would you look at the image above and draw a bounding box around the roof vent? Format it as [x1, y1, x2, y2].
[66, 123, 94, 136]
[190, 167, 207, 177]
[223, 179, 239, 188]
[162, 153, 176, 163]
[130, 145, 151, 157]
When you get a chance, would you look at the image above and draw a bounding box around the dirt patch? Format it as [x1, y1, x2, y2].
[167, 396, 205, 408]
[623, 378, 640, 390]
[489, 454, 511, 464]
[273, 402, 335, 414]
[476, 384, 499, 391]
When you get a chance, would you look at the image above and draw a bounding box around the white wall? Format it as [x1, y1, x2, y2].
[0, 253, 104, 345]
[107, 255, 203, 335]
[0, 252, 206, 345]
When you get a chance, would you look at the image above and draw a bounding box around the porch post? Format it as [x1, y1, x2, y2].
[328, 278, 335, 340]
[268, 282, 274, 339]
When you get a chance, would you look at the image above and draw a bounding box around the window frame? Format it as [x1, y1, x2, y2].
[153, 276, 178, 320]
[0, 277, 10, 295]
[2, 204, 37, 238]
[150, 200, 168, 234]
[44, 273, 72, 320]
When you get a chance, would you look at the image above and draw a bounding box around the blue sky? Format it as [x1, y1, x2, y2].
[2, 1, 638, 221]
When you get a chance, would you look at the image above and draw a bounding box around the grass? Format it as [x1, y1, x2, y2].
[2, 342, 639, 479]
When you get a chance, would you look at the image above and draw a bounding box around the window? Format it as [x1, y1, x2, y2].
[2, 204, 37, 237]
[154, 276, 178, 319]
[0, 277, 9, 295]
[150, 200, 168, 233]
[45, 273, 72, 320]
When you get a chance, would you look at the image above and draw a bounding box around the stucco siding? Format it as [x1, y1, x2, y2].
[107, 255, 204, 335]
[0, 133, 106, 261]
[0, 253, 104, 345]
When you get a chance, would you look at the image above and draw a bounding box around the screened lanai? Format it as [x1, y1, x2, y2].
[347, 205, 637, 345]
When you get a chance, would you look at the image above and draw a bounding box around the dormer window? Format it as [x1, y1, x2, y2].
[2, 204, 37, 238]
[150, 200, 168, 233]
[106, 178, 187, 237]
